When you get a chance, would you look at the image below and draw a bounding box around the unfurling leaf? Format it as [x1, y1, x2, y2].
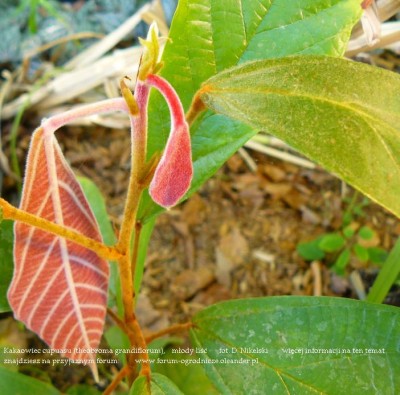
[146, 74, 193, 208]
[7, 127, 109, 381]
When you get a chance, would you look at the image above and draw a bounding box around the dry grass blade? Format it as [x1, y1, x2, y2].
[244, 140, 316, 169]
[0, 70, 18, 179]
[2, 0, 165, 122]
[347, 21, 400, 56]
[351, 0, 400, 39]
[347, 0, 400, 55]
[2, 47, 143, 121]
[65, 1, 153, 69]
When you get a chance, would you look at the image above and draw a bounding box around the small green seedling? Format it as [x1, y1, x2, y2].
[297, 196, 388, 275]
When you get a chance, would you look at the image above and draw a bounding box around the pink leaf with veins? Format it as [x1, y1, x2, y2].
[7, 127, 108, 381]
[146, 74, 193, 208]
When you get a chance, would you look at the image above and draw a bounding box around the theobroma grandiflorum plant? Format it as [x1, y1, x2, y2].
[0, 24, 195, 392]
[2, 1, 400, 393]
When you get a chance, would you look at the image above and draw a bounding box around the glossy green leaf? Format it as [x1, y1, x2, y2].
[191, 297, 400, 394]
[319, 233, 346, 253]
[0, 220, 13, 312]
[139, 0, 362, 220]
[200, 56, 400, 219]
[130, 373, 184, 395]
[0, 366, 60, 395]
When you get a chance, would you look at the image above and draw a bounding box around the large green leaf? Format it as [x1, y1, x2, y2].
[199, 56, 400, 219]
[191, 297, 400, 394]
[130, 373, 184, 394]
[139, 0, 362, 220]
[0, 220, 14, 312]
[0, 366, 60, 395]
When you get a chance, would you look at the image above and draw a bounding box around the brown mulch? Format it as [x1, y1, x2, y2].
[1, 114, 400, 391]
[3, 121, 400, 324]
[54, 125, 400, 326]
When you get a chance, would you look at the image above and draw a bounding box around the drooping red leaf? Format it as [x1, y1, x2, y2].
[146, 74, 193, 208]
[7, 127, 109, 380]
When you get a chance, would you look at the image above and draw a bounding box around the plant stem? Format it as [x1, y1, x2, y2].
[186, 89, 207, 126]
[115, 82, 149, 330]
[116, 82, 149, 253]
[0, 198, 121, 261]
[113, 80, 152, 385]
[107, 307, 134, 338]
[41, 98, 129, 136]
[103, 365, 130, 395]
[131, 312, 151, 377]
[343, 190, 360, 224]
[145, 322, 193, 344]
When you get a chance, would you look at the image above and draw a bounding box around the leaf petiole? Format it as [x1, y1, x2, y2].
[0, 198, 122, 261]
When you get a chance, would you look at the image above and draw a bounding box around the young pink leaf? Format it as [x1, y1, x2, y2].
[7, 127, 109, 381]
[146, 74, 193, 208]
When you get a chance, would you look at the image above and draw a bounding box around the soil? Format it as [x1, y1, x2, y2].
[5, 121, 400, 317]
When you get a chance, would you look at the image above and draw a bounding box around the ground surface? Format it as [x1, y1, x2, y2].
[1, 112, 400, 391]
[32, 124, 400, 320]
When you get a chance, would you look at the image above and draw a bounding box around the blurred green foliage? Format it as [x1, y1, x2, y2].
[297, 194, 389, 275]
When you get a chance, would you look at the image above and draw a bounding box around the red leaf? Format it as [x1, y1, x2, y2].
[7, 127, 109, 380]
[146, 74, 193, 208]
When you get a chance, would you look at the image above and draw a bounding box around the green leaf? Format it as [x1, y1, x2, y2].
[0, 220, 13, 312]
[318, 233, 345, 253]
[199, 56, 400, 219]
[343, 225, 355, 239]
[148, 337, 185, 367]
[367, 237, 400, 303]
[104, 325, 130, 366]
[0, 366, 60, 395]
[66, 384, 101, 395]
[139, 0, 363, 220]
[134, 218, 156, 294]
[332, 247, 351, 275]
[130, 373, 184, 395]
[296, 237, 325, 261]
[368, 247, 388, 264]
[358, 226, 375, 240]
[77, 177, 115, 246]
[191, 297, 400, 394]
[152, 348, 219, 394]
[77, 177, 122, 311]
[353, 243, 369, 262]
[130, 375, 149, 395]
